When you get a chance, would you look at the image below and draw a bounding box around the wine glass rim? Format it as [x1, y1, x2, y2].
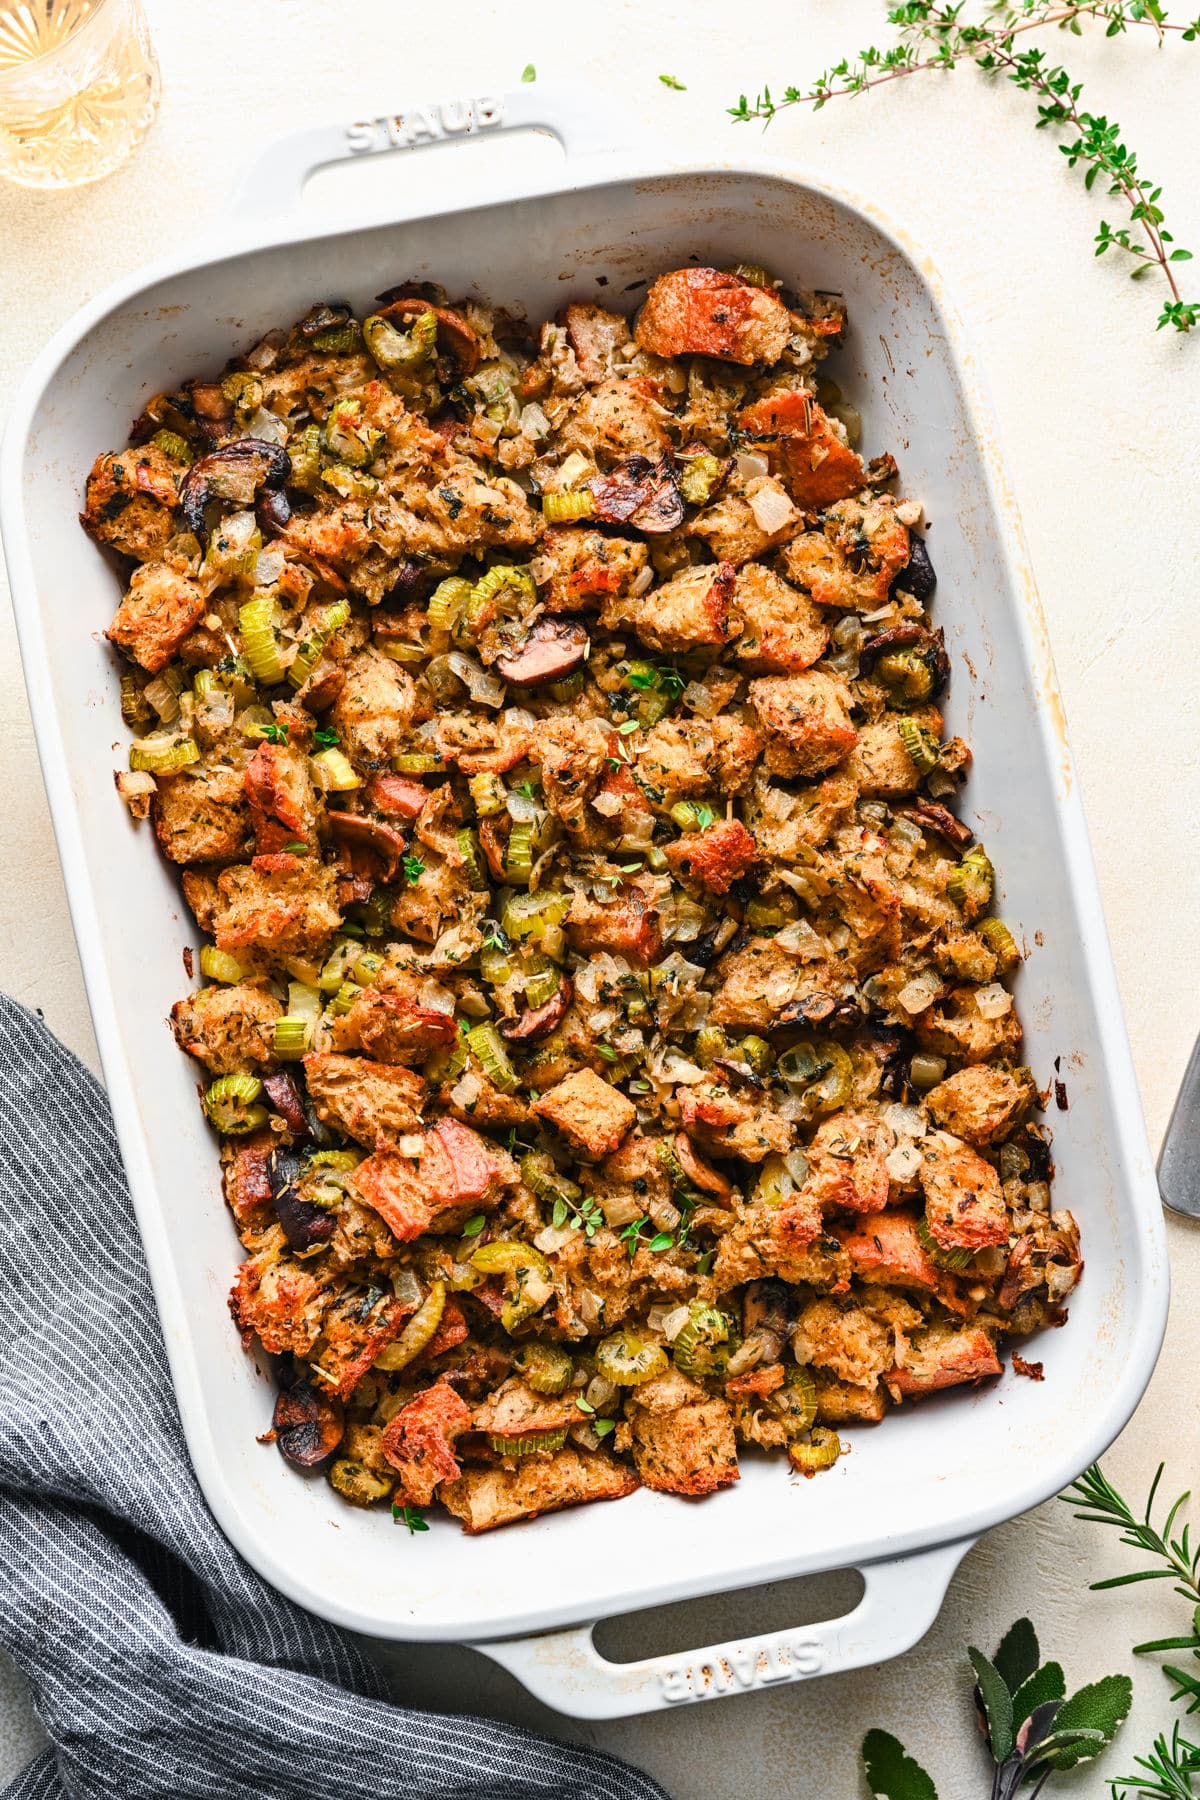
[0, 0, 121, 80]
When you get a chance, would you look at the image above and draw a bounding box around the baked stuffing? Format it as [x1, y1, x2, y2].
[86, 265, 1081, 1533]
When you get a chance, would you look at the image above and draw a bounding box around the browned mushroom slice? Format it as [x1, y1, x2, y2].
[500, 977, 574, 1043]
[273, 1380, 345, 1468]
[256, 487, 293, 536]
[672, 1131, 734, 1203]
[261, 1070, 309, 1137]
[327, 811, 407, 882]
[178, 438, 292, 535]
[478, 816, 510, 884]
[185, 380, 234, 442]
[298, 300, 353, 338]
[588, 453, 685, 534]
[899, 802, 974, 850]
[378, 297, 481, 376]
[268, 1146, 335, 1252]
[493, 619, 589, 687]
[900, 534, 937, 600]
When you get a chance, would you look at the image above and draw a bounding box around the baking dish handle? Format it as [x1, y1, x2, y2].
[227, 85, 635, 222]
[468, 1537, 974, 1719]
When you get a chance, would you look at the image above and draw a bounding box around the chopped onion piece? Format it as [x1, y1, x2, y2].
[883, 1103, 928, 1140]
[534, 1224, 577, 1255]
[898, 977, 939, 1015]
[975, 982, 1013, 1020]
[590, 788, 624, 817]
[747, 479, 796, 535]
[887, 1142, 923, 1182]
[775, 919, 825, 960]
[735, 451, 769, 481]
[254, 548, 285, 586]
[682, 679, 722, 718]
[632, 564, 655, 596]
[446, 651, 506, 709]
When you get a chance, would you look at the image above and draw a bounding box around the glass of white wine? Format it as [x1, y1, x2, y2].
[0, 0, 159, 189]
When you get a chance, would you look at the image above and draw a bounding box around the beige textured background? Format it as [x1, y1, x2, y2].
[2, 1, 1198, 1791]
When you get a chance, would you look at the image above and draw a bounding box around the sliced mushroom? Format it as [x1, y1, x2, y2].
[256, 486, 292, 536]
[327, 810, 407, 882]
[267, 1146, 335, 1252]
[178, 438, 292, 536]
[378, 297, 480, 376]
[899, 801, 974, 850]
[261, 1070, 309, 1138]
[273, 1381, 345, 1468]
[672, 1131, 734, 1203]
[500, 977, 573, 1043]
[588, 453, 685, 535]
[901, 534, 937, 600]
[494, 618, 589, 687]
[298, 300, 353, 338]
[777, 991, 841, 1028]
[185, 381, 234, 441]
[478, 817, 511, 884]
[712, 1055, 766, 1091]
[381, 559, 427, 606]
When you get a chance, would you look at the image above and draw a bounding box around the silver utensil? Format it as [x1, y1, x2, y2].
[1159, 1034, 1200, 1217]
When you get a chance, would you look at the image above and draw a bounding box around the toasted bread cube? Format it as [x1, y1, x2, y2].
[730, 563, 828, 673]
[538, 526, 649, 614]
[886, 1324, 1002, 1400]
[638, 717, 762, 805]
[170, 983, 281, 1075]
[635, 267, 791, 365]
[600, 561, 736, 653]
[152, 760, 253, 865]
[565, 888, 662, 966]
[330, 646, 417, 769]
[106, 562, 207, 673]
[82, 445, 180, 562]
[664, 817, 757, 895]
[749, 671, 859, 778]
[920, 1130, 1008, 1251]
[229, 1248, 327, 1356]
[564, 303, 634, 381]
[441, 1447, 638, 1532]
[558, 375, 670, 462]
[533, 1068, 636, 1160]
[833, 1210, 940, 1293]
[793, 1299, 893, 1388]
[843, 717, 927, 799]
[243, 742, 320, 853]
[813, 1374, 888, 1425]
[381, 1379, 472, 1506]
[678, 1083, 793, 1162]
[213, 858, 341, 957]
[925, 1064, 1028, 1146]
[627, 1368, 739, 1496]
[302, 1052, 426, 1147]
[802, 1110, 893, 1215]
[340, 981, 458, 1066]
[220, 1129, 275, 1228]
[738, 392, 866, 509]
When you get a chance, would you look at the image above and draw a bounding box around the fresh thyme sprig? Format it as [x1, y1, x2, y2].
[728, 1, 1199, 331]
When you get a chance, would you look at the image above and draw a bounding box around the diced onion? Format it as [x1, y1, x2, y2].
[446, 651, 506, 709]
[682, 679, 721, 718]
[735, 452, 769, 481]
[898, 976, 939, 1015]
[254, 548, 285, 586]
[590, 789, 624, 817]
[519, 403, 551, 440]
[632, 564, 654, 596]
[975, 982, 1013, 1020]
[747, 479, 797, 535]
[883, 1103, 928, 1139]
[775, 919, 825, 960]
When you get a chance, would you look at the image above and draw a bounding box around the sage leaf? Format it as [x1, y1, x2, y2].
[861, 1730, 939, 1800]
[969, 1647, 1015, 1763]
[1040, 1674, 1133, 1768]
[994, 1617, 1040, 1693]
[1027, 1725, 1110, 1770]
[1012, 1660, 1065, 1732]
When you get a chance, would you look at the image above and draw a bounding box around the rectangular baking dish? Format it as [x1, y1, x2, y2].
[0, 86, 1169, 1718]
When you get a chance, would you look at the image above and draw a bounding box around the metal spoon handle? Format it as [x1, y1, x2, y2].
[1159, 1034, 1200, 1217]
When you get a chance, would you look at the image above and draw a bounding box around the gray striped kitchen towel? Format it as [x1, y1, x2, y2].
[0, 995, 667, 1800]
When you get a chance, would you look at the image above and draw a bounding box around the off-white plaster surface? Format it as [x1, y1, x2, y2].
[1, 2, 1198, 1791]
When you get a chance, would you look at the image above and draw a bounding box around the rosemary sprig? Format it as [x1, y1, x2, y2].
[1065, 1464, 1200, 1709]
[728, 1, 1199, 331]
[1113, 1721, 1200, 1798]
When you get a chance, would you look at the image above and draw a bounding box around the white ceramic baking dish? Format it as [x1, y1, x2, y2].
[1, 86, 1169, 1720]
